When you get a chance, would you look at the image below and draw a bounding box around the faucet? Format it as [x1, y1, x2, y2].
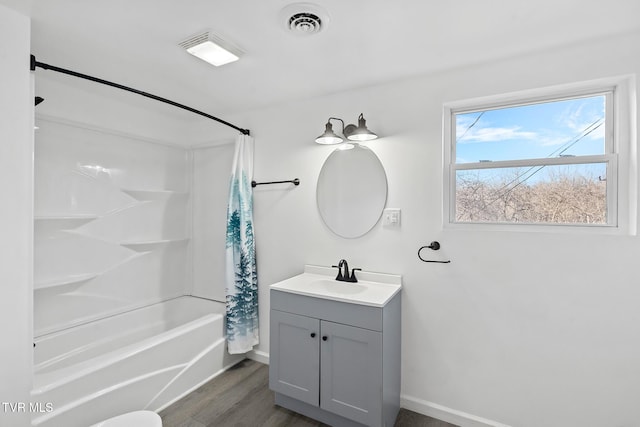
[332, 259, 361, 283]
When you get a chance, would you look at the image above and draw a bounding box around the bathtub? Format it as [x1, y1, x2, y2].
[31, 296, 243, 427]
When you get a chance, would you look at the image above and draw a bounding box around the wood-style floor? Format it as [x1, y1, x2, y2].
[160, 359, 458, 427]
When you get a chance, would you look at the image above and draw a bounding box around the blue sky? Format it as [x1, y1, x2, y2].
[455, 95, 606, 164]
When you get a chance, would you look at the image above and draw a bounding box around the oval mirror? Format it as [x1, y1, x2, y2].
[317, 144, 388, 238]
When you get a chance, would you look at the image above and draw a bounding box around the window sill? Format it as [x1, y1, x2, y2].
[443, 220, 632, 236]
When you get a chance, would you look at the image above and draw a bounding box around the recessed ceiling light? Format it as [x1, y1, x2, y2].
[179, 31, 243, 67]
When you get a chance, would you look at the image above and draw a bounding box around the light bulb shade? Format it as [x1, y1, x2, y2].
[315, 122, 344, 144]
[346, 113, 378, 141]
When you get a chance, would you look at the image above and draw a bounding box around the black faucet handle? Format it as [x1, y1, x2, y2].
[349, 268, 362, 282]
[331, 265, 344, 281]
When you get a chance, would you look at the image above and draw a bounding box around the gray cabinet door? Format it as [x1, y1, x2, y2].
[320, 320, 383, 426]
[269, 310, 320, 406]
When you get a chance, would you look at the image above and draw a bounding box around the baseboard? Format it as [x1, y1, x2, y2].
[400, 395, 512, 427]
[246, 349, 269, 365]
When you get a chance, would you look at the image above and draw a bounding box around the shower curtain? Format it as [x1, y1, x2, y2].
[225, 134, 259, 354]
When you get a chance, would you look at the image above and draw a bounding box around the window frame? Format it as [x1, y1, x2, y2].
[443, 77, 634, 233]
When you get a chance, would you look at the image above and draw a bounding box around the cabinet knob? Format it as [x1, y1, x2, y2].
[322, 336, 328, 341]
[310, 332, 316, 338]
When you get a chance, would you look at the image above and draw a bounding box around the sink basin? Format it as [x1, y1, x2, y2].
[270, 265, 401, 307]
[312, 279, 367, 295]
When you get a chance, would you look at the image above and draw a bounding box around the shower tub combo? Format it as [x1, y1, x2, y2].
[31, 296, 242, 427]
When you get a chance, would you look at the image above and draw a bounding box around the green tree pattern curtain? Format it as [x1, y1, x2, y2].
[225, 134, 259, 354]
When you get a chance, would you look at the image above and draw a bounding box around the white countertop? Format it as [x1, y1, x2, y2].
[269, 265, 402, 307]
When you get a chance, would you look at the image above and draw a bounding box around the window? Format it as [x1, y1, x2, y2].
[443, 79, 633, 230]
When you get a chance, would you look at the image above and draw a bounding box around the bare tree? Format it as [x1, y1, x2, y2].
[456, 168, 606, 224]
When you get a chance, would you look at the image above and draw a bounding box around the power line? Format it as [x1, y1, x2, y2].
[456, 111, 484, 142]
[500, 119, 603, 192]
[501, 119, 603, 194]
[461, 117, 605, 217]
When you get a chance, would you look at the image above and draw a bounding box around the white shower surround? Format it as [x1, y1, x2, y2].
[32, 116, 238, 426]
[34, 118, 190, 334]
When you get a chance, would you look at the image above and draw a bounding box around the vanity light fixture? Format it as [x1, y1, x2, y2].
[344, 113, 378, 141]
[179, 31, 242, 67]
[315, 113, 378, 144]
[315, 118, 344, 144]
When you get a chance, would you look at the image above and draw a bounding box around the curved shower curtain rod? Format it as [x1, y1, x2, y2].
[30, 55, 251, 136]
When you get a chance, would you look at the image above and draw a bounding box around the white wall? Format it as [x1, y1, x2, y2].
[35, 73, 195, 146]
[198, 31, 640, 427]
[0, 4, 33, 427]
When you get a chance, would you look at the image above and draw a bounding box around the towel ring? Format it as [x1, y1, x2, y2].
[418, 241, 451, 264]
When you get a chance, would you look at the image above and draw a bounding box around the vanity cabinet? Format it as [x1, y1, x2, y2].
[269, 288, 400, 427]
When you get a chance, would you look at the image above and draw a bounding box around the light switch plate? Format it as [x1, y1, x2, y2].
[383, 208, 401, 228]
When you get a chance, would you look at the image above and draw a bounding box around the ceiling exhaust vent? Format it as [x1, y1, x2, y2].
[179, 31, 243, 67]
[280, 3, 329, 36]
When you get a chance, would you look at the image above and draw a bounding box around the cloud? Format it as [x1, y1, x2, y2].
[558, 100, 605, 141]
[457, 122, 537, 143]
[456, 96, 606, 150]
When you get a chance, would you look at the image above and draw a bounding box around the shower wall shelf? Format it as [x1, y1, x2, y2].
[34, 273, 98, 291]
[34, 215, 99, 227]
[120, 238, 189, 252]
[34, 215, 99, 231]
[34, 214, 99, 220]
[120, 189, 189, 202]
